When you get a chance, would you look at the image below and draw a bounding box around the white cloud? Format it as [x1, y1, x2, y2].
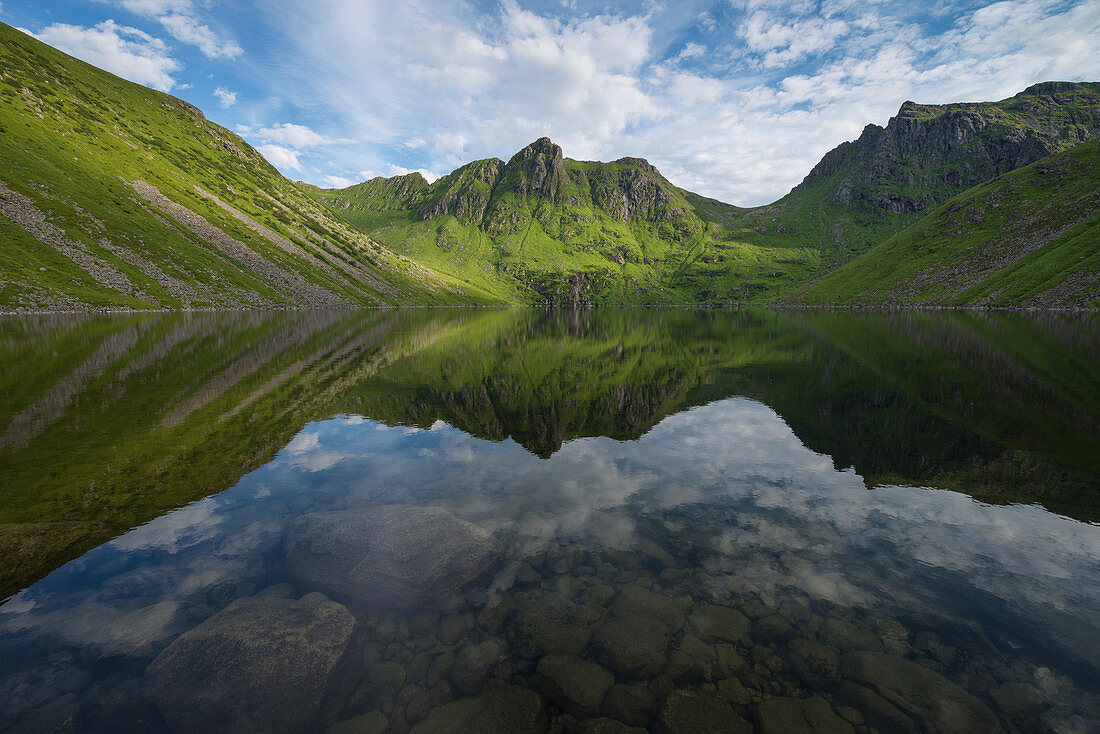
[115, 0, 241, 59]
[385, 164, 442, 183]
[213, 86, 236, 108]
[237, 123, 360, 178]
[740, 11, 850, 68]
[254, 122, 347, 148]
[156, 11, 241, 59]
[34, 20, 181, 91]
[320, 174, 357, 188]
[257, 144, 301, 171]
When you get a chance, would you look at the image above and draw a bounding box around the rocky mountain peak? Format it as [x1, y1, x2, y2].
[508, 137, 564, 165]
[505, 137, 569, 198]
[614, 156, 659, 176]
[793, 82, 1100, 215]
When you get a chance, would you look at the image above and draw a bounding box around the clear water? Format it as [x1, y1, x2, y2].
[0, 308, 1097, 733]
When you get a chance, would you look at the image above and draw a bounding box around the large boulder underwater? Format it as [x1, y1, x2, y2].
[284, 506, 504, 609]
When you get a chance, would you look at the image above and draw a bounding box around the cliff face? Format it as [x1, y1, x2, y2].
[797, 82, 1100, 215]
[502, 137, 571, 199]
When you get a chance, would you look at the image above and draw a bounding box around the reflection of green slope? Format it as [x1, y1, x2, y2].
[3, 309, 1097, 598]
[0, 309, 480, 598]
[757, 311, 1100, 518]
[342, 309, 809, 457]
[347, 309, 1099, 519]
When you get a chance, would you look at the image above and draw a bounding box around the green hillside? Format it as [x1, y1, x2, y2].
[733, 82, 1100, 270]
[316, 84, 1099, 305]
[313, 139, 822, 304]
[2, 19, 1096, 310]
[792, 139, 1100, 307]
[0, 22, 499, 310]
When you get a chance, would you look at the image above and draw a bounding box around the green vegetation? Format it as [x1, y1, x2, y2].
[793, 140, 1100, 307]
[0, 22, 499, 309]
[312, 141, 822, 304]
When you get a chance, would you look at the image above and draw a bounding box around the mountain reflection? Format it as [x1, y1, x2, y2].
[1, 307, 1097, 600]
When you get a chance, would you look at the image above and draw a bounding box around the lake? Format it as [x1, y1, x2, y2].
[0, 307, 1098, 733]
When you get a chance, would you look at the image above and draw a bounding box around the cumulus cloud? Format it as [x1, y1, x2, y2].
[33, 20, 182, 91]
[213, 86, 237, 107]
[116, 0, 242, 59]
[256, 144, 301, 171]
[320, 174, 357, 188]
[254, 122, 350, 148]
[235, 122, 361, 177]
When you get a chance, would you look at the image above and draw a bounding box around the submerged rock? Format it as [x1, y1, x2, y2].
[533, 653, 614, 718]
[285, 507, 503, 608]
[409, 684, 544, 734]
[514, 592, 602, 656]
[147, 593, 355, 734]
[593, 615, 671, 678]
[450, 640, 502, 695]
[756, 696, 854, 734]
[578, 718, 648, 734]
[611, 586, 689, 633]
[787, 638, 841, 688]
[602, 683, 657, 727]
[690, 603, 751, 645]
[842, 651, 1005, 734]
[657, 689, 752, 734]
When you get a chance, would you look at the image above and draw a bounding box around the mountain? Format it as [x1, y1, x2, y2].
[316, 84, 1100, 305]
[311, 138, 825, 305]
[3, 19, 1096, 310]
[791, 139, 1100, 307]
[726, 82, 1100, 268]
[0, 23, 499, 310]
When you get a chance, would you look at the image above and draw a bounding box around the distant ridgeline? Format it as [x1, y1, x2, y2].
[1, 17, 1098, 309]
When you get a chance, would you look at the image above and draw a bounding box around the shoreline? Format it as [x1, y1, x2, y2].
[2, 303, 1098, 316]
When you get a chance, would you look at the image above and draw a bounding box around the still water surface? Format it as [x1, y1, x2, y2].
[0, 308, 1098, 733]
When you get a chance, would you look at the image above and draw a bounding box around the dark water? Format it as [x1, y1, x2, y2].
[0, 308, 1098, 734]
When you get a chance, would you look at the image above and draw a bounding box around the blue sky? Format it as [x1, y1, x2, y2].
[4, 0, 1099, 204]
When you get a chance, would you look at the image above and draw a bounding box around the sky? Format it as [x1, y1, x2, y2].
[4, 0, 1099, 205]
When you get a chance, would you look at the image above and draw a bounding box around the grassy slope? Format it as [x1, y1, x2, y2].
[313, 158, 821, 304]
[739, 84, 1100, 275]
[0, 23, 500, 309]
[793, 140, 1100, 307]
